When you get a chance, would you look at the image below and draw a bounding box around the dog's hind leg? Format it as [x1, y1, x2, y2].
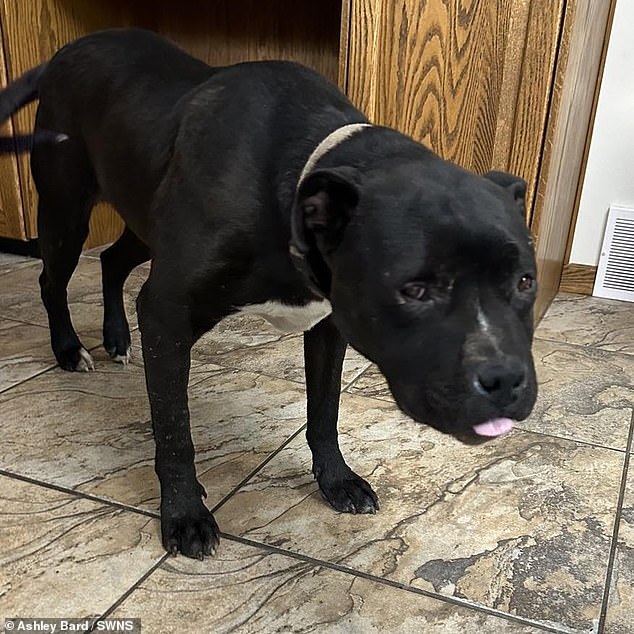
[32, 139, 98, 371]
[100, 227, 150, 363]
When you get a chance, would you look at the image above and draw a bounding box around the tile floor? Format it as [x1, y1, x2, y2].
[0, 251, 632, 634]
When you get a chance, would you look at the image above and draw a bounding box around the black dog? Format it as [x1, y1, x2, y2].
[0, 29, 537, 558]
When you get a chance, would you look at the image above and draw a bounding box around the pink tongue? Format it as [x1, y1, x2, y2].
[472, 418, 514, 437]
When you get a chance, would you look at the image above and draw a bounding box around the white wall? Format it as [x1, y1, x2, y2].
[569, 0, 634, 266]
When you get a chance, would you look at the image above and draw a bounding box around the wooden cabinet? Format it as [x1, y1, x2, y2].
[0, 0, 614, 317]
[0, 0, 342, 248]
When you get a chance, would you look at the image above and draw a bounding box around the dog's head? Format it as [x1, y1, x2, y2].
[291, 143, 537, 443]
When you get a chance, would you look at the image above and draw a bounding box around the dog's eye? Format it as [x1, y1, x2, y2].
[517, 274, 534, 292]
[401, 282, 429, 301]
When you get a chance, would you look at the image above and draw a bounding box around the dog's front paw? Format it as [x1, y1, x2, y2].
[316, 469, 380, 514]
[160, 498, 220, 559]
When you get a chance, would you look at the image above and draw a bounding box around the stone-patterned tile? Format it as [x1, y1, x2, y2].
[348, 339, 634, 451]
[79, 368, 309, 510]
[194, 314, 298, 356]
[520, 339, 633, 449]
[346, 363, 391, 401]
[0, 354, 155, 502]
[0, 350, 308, 513]
[0, 252, 39, 275]
[537, 293, 634, 355]
[194, 325, 370, 387]
[188, 371, 308, 507]
[216, 392, 623, 633]
[0, 255, 146, 336]
[604, 463, 634, 634]
[0, 474, 164, 618]
[0, 319, 94, 393]
[111, 537, 543, 634]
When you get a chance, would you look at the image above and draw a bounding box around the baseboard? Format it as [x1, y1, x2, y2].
[559, 263, 597, 295]
[0, 237, 40, 259]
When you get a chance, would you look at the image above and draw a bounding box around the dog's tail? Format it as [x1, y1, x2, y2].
[0, 63, 68, 153]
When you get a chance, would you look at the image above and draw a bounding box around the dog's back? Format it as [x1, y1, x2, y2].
[34, 30, 213, 220]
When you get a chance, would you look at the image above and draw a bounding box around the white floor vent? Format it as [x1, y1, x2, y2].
[593, 205, 634, 302]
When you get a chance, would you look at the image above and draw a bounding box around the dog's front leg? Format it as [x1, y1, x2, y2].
[138, 279, 219, 559]
[304, 317, 379, 514]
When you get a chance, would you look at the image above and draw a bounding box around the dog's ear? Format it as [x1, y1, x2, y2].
[484, 170, 527, 219]
[290, 167, 360, 297]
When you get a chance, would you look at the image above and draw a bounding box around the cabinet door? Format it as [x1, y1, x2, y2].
[346, 0, 613, 319]
[346, 0, 564, 224]
[0, 0, 342, 246]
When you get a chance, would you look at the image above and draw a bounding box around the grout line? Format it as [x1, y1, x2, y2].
[210, 423, 307, 513]
[91, 554, 170, 630]
[0, 364, 58, 395]
[341, 361, 372, 392]
[0, 468, 160, 519]
[0, 313, 49, 329]
[597, 411, 633, 633]
[512, 425, 630, 455]
[0, 314, 47, 328]
[0, 263, 41, 278]
[221, 532, 571, 633]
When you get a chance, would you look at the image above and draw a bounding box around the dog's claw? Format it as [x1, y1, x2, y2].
[112, 348, 131, 365]
[106, 344, 131, 365]
[77, 348, 95, 371]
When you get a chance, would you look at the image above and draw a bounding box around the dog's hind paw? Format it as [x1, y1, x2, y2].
[76, 348, 95, 372]
[161, 500, 220, 559]
[317, 471, 380, 515]
[56, 346, 95, 372]
[109, 346, 131, 365]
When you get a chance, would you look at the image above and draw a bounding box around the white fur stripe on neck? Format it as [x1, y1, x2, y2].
[299, 123, 372, 186]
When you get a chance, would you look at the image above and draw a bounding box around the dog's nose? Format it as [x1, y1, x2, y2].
[474, 360, 526, 407]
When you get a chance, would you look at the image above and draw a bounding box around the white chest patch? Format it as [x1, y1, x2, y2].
[239, 300, 333, 334]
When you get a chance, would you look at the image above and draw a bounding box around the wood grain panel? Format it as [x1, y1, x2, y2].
[489, 0, 531, 173]
[0, 30, 26, 240]
[338, 0, 352, 90]
[346, 0, 564, 221]
[502, 1, 564, 221]
[374, 0, 516, 169]
[346, 0, 384, 121]
[531, 0, 613, 321]
[0, 0, 342, 245]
